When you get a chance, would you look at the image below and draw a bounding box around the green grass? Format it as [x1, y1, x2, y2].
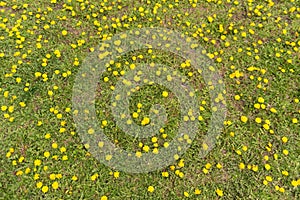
[0, 0, 299, 199]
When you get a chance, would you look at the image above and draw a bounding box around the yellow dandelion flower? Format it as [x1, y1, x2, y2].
[100, 196, 108, 200]
[291, 180, 298, 187]
[183, 191, 189, 197]
[44, 151, 50, 158]
[34, 159, 42, 166]
[141, 117, 150, 126]
[216, 189, 224, 197]
[52, 181, 59, 189]
[36, 182, 43, 188]
[71, 175, 77, 181]
[194, 188, 201, 195]
[113, 171, 119, 179]
[239, 163, 245, 170]
[62, 30, 68, 36]
[41, 186, 49, 193]
[147, 186, 154, 193]
[241, 116, 248, 123]
[162, 171, 169, 177]
[282, 170, 289, 176]
[292, 118, 298, 123]
[281, 137, 288, 143]
[207, 16, 214, 23]
[162, 91, 168, 97]
[265, 164, 271, 170]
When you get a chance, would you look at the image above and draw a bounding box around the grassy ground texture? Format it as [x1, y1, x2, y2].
[0, 0, 299, 199]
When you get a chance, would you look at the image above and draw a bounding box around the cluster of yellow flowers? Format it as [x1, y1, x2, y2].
[1, 0, 299, 199]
